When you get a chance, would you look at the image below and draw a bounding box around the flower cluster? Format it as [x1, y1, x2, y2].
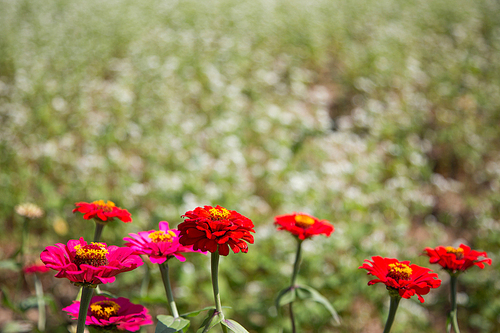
[423, 244, 492, 274]
[40, 238, 143, 286]
[178, 205, 255, 256]
[63, 295, 152, 332]
[359, 256, 441, 303]
[124, 221, 204, 264]
[73, 200, 132, 223]
[274, 212, 334, 240]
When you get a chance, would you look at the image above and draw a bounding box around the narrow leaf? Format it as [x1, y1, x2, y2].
[196, 309, 224, 333]
[181, 305, 230, 318]
[156, 315, 190, 333]
[221, 319, 249, 333]
[296, 285, 341, 325]
[275, 286, 296, 308]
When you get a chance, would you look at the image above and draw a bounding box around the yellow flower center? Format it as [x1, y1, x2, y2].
[74, 243, 108, 267]
[90, 300, 120, 320]
[92, 200, 116, 212]
[387, 263, 412, 281]
[148, 230, 176, 243]
[445, 246, 464, 259]
[209, 207, 230, 220]
[294, 214, 315, 228]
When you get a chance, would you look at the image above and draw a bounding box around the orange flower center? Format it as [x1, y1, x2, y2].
[90, 300, 120, 320]
[387, 263, 412, 281]
[294, 214, 315, 228]
[74, 243, 108, 267]
[209, 207, 230, 220]
[445, 246, 464, 259]
[92, 200, 116, 212]
[148, 230, 176, 243]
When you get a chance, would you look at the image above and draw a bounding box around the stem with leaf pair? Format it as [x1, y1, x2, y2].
[288, 239, 303, 333]
[211, 251, 228, 333]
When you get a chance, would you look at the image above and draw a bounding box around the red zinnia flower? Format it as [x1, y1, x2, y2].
[274, 213, 334, 240]
[359, 256, 441, 303]
[123, 221, 206, 264]
[73, 200, 132, 223]
[178, 205, 255, 256]
[63, 295, 152, 332]
[23, 263, 51, 274]
[423, 244, 492, 274]
[40, 238, 143, 286]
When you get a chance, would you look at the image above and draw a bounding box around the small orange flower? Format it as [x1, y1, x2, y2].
[274, 213, 334, 240]
[73, 200, 132, 223]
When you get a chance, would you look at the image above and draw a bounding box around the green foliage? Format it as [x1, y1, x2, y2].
[1, 0, 499, 332]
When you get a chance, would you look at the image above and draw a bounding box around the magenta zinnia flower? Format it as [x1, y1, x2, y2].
[40, 238, 143, 286]
[63, 295, 152, 332]
[23, 263, 51, 275]
[123, 221, 205, 264]
[359, 256, 442, 303]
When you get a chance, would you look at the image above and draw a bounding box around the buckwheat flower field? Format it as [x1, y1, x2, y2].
[1, 0, 499, 332]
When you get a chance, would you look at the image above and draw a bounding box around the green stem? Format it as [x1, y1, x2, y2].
[211, 251, 228, 333]
[140, 263, 151, 297]
[288, 239, 303, 333]
[158, 262, 179, 318]
[34, 274, 46, 332]
[383, 296, 401, 333]
[449, 275, 461, 333]
[93, 221, 105, 242]
[76, 286, 94, 333]
[291, 240, 303, 287]
[20, 217, 30, 266]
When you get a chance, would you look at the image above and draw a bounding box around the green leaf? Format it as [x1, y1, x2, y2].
[0, 287, 18, 312]
[0, 259, 19, 271]
[196, 309, 224, 333]
[295, 285, 341, 326]
[156, 315, 190, 333]
[180, 305, 230, 318]
[95, 287, 117, 299]
[275, 286, 296, 308]
[221, 319, 249, 333]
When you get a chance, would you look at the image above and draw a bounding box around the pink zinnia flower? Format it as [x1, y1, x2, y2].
[423, 244, 492, 274]
[274, 212, 334, 240]
[40, 238, 143, 286]
[63, 295, 152, 332]
[123, 221, 205, 264]
[73, 200, 132, 223]
[359, 256, 442, 303]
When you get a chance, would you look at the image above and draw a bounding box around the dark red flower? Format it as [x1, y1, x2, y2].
[423, 244, 491, 274]
[178, 205, 255, 256]
[274, 213, 334, 240]
[73, 200, 132, 223]
[40, 238, 143, 286]
[63, 295, 152, 331]
[359, 256, 441, 303]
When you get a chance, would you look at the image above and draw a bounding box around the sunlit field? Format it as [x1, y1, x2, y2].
[1, 0, 500, 332]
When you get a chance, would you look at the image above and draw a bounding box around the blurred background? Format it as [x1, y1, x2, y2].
[1, 0, 500, 332]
